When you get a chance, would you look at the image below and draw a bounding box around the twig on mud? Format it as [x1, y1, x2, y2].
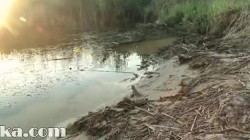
[179, 45, 190, 52]
[170, 131, 183, 139]
[151, 125, 180, 130]
[162, 112, 175, 119]
[144, 124, 180, 132]
[190, 114, 198, 132]
[195, 110, 203, 116]
[162, 113, 183, 125]
[135, 106, 155, 116]
[191, 106, 202, 132]
[144, 123, 155, 132]
[180, 79, 201, 94]
[238, 79, 246, 87]
[177, 107, 199, 119]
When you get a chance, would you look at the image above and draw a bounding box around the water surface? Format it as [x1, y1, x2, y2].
[0, 35, 176, 140]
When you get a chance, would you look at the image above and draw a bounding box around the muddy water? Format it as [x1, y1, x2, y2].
[0, 36, 176, 140]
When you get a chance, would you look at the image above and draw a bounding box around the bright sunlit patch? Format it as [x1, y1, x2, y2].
[19, 17, 26, 22]
[0, 0, 15, 26]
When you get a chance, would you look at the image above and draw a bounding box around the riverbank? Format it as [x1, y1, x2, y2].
[64, 27, 250, 139]
[0, 25, 183, 140]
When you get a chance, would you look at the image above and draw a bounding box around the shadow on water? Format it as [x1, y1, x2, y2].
[0, 34, 177, 140]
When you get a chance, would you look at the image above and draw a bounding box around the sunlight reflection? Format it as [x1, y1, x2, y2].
[0, 0, 15, 26]
[0, 59, 21, 74]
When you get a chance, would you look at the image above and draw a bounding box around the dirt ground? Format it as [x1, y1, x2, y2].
[63, 32, 250, 140]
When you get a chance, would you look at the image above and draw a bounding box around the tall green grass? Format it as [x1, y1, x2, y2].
[9, 0, 250, 33]
[159, 0, 250, 34]
[10, 0, 154, 31]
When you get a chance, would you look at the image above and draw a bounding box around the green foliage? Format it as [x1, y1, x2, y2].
[154, 0, 250, 34]
[12, 0, 250, 33]
[13, 0, 153, 30]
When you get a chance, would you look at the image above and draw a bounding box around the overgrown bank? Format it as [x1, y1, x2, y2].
[2, 0, 250, 51]
[65, 25, 250, 140]
[4, 0, 250, 33]
[63, 4, 250, 140]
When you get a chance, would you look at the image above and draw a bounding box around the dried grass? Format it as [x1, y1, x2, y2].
[222, 7, 250, 47]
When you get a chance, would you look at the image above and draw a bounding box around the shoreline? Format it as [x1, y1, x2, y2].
[65, 57, 196, 140]
[64, 32, 250, 140]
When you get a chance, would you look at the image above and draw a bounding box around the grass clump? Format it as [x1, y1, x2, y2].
[159, 0, 250, 34]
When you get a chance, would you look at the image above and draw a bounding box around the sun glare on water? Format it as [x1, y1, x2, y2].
[0, 0, 15, 26]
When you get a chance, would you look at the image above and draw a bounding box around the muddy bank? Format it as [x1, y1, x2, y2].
[65, 32, 250, 140]
[81, 25, 182, 48]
